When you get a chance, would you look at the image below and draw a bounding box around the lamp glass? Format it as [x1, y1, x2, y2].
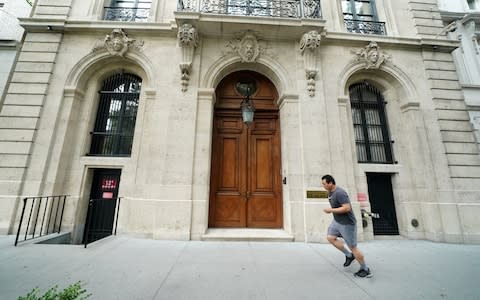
[241, 104, 255, 124]
[236, 80, 256, 125]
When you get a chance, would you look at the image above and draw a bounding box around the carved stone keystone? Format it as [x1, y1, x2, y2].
[93, 29, 144, 57]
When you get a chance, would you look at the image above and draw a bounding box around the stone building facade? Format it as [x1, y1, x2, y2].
[438, 0, 480, 147]
[1, 0, 480, 244]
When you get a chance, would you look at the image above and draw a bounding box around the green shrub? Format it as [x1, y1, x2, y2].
[18, 281, 90, 300]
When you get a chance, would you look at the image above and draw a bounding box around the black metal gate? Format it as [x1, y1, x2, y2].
[367, 172, 399, 235]
[83, 169, 121, 244]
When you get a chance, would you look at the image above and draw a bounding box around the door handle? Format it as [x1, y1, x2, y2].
[246, 191, 250, 200]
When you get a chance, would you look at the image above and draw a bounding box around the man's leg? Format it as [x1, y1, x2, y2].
[350, 246, 364, 265]
[327, 235, 355, 267]
[326, 235, 348, 252]
[351, 246, 372, 277]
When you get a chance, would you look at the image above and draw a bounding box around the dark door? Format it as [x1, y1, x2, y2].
[83, 169, 121, 243]
[367, 173, 399, 235]
[209, 71, 283, 228]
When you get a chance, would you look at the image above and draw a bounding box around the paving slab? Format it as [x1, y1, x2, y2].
[1, 235, 479, 300]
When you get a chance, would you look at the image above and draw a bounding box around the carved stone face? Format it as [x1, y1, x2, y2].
[368, 49, 379, 63]
[178, 24, 198, 47]
[244, 41, 254, 59]
[112, 37, 123, 51]
[238, 35, 259, 62]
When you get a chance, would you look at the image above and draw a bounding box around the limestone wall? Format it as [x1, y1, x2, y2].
[1, 0, 479, 243]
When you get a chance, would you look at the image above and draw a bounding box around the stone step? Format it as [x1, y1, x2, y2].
[201, 228, 294, 242]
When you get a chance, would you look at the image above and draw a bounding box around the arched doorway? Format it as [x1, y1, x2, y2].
[209, 71, 283, 228]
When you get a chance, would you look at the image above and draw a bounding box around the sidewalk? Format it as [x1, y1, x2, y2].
[1, 235, 479, 300]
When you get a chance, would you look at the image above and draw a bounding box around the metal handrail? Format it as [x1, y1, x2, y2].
[14, 195, 68, 246]
[103, 7, 150, 22]
[177, 0, 322, 19]
[344, 19, 386, 35]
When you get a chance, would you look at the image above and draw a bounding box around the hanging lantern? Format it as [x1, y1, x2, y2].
[236, 80, 256, 125]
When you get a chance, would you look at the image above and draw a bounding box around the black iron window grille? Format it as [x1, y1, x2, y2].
[344, 19, 386, 35]
[89, 73, 141, 156]
[342, 0, 386, 35]
[350, 82, 393, 164]
[104, 0, 151, 22]
[178, 0, 321, 19]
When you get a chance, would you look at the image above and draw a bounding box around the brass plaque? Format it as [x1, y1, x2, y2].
[306, 190, 328, 199]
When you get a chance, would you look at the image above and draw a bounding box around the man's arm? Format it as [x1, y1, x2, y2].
[323, 203, 351, 214]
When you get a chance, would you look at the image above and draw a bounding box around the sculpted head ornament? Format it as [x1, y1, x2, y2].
[238, 33, 260, 62]
[300, 30, 321, 53]
[94, 29, 144, 57]
[178, 24, 198, 48]
[354, 41, 390, 69]
[105, 29, 131, 56]
[225, 31, 263, 63]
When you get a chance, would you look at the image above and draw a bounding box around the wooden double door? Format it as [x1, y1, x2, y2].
[209, 71, 283, 228]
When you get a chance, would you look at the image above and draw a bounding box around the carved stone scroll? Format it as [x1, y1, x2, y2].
[300, 30, 321, 97]
[178, 23, 199, 92]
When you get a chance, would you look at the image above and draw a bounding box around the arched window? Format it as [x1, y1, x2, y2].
[89, 73, 141, 156]
[350, 81, 393, 164]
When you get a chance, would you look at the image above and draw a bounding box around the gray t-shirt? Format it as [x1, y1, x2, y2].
[328, 186, 356, 225]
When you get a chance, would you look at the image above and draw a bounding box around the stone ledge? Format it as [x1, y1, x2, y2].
[201, 228, 294, 242]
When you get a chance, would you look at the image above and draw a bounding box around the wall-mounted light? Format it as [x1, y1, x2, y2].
[411, 218, 419, 228]
[235, 80, 256, 125]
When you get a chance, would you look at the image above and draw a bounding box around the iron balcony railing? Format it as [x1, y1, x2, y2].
[15, 195, 68, 246]
[178, 0, 322, 19]
[344, 19, 386, 35]
[104, 7, 150, 22]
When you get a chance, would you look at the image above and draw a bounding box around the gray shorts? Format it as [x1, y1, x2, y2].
[327, 220, 357, 248]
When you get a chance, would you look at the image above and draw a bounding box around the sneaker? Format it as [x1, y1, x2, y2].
[354, 268, 373, 278]
[343, 254, 355, 267]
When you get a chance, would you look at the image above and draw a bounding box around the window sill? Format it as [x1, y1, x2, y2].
[358, 163, 402, 174]
[80, 155, 130, 167]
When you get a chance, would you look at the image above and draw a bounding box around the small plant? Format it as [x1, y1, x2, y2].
[18, 281, 90, 300]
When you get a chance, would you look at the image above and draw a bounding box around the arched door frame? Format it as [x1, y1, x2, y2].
[190, 58, 302, 240]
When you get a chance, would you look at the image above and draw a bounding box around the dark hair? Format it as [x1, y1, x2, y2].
[321, 174, 335, 184]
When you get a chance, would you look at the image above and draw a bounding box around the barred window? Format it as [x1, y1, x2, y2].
[341, 0, 386, 35]
[350, 82, 393, 164]
[342, 0, 377, 21]
[89, 73, 141, 156]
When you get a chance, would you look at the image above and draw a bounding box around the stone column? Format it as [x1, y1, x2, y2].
[278, 93, 305, 241]
[190, 88, 215, 240]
